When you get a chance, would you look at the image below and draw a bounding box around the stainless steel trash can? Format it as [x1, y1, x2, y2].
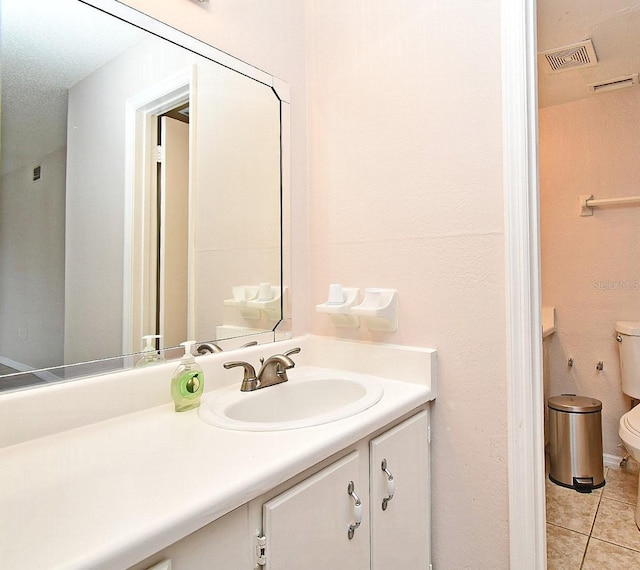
[548, 395, 605, 493]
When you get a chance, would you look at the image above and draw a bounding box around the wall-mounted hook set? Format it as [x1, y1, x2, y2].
[224, 283, 284, 320]
[316, 285, 398, 332]
[566, 357, 605, 371]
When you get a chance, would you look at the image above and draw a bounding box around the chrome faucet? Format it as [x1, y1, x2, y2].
[197, 342, 223, 354]
[224, 347, 301, 391]
[197, 340, 258, 355]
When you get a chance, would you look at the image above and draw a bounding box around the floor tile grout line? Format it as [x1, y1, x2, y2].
[601, 494, 637, 508]
[589, 483, 605, 536]
[579, 536, 590, 569]
[579, 484, 606, 569]
[589, 536, 640, 555]
[546, 520, 590, 536]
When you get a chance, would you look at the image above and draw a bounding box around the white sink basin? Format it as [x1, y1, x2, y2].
[199, 370, 384, 431]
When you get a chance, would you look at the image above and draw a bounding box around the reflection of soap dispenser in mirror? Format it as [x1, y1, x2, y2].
[135, 335, 165, 367]
[171, 340, 204, 412]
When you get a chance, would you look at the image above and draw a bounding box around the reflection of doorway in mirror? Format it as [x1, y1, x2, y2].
[158, 115, 189, 349]
[124, 67, 196, 356]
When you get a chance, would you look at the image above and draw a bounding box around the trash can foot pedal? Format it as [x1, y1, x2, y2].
[573, 477, 594, 493]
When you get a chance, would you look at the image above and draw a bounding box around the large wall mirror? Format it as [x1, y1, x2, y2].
[0, 0, 290, 391]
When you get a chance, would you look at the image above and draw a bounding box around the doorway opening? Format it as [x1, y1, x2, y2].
[123, 67, 197, 355]
[154, 108, 190, 350]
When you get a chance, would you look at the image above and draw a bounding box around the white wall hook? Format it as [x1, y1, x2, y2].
[223, 285, 260, 319]
[316, 285, 360, 328]
[247, 285, 284, 319]
[224, 285, 284, 320]
[351, 288, 397, 332]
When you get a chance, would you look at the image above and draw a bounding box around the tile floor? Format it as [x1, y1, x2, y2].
[546, 461, 640, 568]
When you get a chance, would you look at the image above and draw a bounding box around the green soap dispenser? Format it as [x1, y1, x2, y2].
[135, 335, 165, 367]
[171, 340, 204, 412]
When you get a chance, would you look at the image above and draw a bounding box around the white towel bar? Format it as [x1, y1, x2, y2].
[580, 194, 640, 216]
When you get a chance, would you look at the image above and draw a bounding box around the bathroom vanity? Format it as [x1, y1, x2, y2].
[0, 336, 436, 569]
[131, 409, 430, 570]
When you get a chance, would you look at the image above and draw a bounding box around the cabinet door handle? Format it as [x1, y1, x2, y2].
[347, 480, 362, 539]
[381, 459, 395, 511]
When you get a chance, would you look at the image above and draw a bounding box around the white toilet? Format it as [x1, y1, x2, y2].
[616, 321, 640, 526]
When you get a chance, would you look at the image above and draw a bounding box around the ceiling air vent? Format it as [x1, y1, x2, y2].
[540, 39, 598, 74]
[588, 73, 639, 94]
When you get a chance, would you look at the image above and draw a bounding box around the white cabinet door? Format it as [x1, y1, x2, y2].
[369, 410, 430, 569]
[263, 451, 369, 570]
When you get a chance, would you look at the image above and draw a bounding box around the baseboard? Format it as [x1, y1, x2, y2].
[604, 453, 624, 468]
[0, 355, 60, 383]
[0, 355, 31, 372]
[604, 451, 640, 469]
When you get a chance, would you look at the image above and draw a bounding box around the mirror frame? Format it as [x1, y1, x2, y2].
[0, 0, 291, 391]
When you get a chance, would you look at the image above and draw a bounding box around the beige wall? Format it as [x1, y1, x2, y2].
[0, 148, 66, 369]
[540, 87, 640, 457]
[122, 1, 509, 567]
[305, 1, 508, 567]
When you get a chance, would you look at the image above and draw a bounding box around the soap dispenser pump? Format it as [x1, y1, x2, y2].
[134, 335, 165, 367]
[171, 340, 204, 412]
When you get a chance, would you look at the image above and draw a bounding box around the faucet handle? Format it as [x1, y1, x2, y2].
[197, 342, 223, 354]
[277, 348, 301, 371]
[223, 360, 256, 377]
[223, 360, 258, 391]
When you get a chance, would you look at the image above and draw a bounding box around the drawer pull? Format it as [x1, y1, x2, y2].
[347, 480, 362, 539]
[381, 459, 395, 510]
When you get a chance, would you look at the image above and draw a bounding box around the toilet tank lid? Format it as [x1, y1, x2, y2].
[548, 395, 602, 413]
[616, 321, 640, 335]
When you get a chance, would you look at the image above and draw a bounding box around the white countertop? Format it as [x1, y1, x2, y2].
[0, 336, 436, 569]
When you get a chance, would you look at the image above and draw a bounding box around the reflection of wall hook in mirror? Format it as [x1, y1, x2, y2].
[596, 361, 604, 371]
[567, 358, 574, 367]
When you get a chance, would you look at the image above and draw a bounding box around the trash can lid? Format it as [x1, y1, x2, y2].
[548, 394, 602, 413]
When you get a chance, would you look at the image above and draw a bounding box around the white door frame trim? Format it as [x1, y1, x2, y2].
[123, 67, 197, 354]
[502, 0, 547, 567]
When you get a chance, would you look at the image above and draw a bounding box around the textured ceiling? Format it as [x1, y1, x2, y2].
[538, 0, 640, 108]
[0, 0, 144, 175]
